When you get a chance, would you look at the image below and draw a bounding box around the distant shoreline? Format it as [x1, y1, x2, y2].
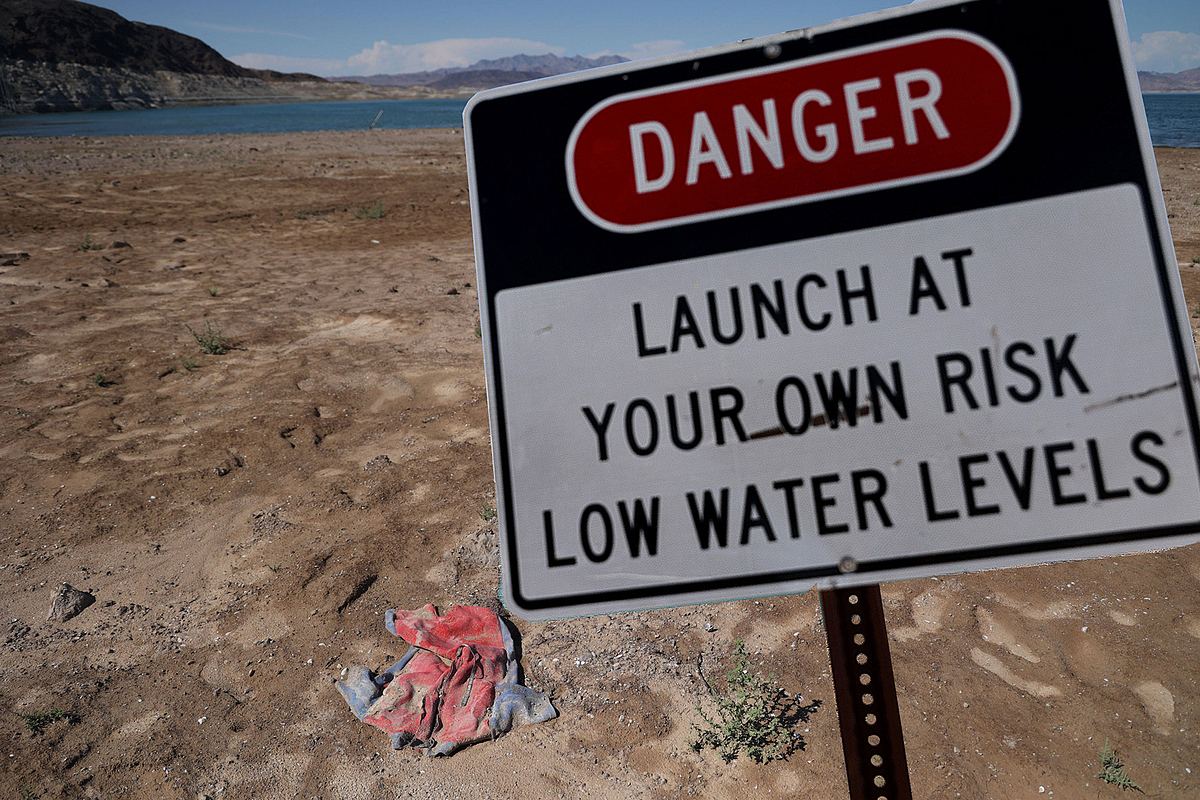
[0, 85, 465, 116]
[1, 94, 1196, 146]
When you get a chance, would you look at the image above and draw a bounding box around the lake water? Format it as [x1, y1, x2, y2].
[1143, 93, 1200, 147]
[0, 98, 468, 138]
[0, 93, 1198, 146]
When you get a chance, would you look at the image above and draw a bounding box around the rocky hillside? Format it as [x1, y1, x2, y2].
[0, 0, 399, 113]
[1139, 67, 1200, 92]
[2, 0, 270, 78]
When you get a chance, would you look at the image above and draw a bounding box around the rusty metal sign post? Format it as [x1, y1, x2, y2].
[821, 586, 913, 800]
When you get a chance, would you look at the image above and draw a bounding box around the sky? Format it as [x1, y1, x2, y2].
[92, 0, 1200, 76]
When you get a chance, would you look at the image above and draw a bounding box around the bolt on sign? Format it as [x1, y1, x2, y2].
[465, 0, 1200, 621]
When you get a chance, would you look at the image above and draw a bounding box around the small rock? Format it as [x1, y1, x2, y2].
[364, 454, 393, 472]
[110, 241, 132, 249]
[0, 252, 30, 267]
[161, 263, 184, 271]
[100, 277, 119, 288]
[446, 287, 459, 295]
[704, 621, 717, 632]
[48, 583, 96, 622]
[173, 236, 187, 243]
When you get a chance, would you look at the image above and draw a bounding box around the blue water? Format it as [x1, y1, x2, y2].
[1142, 93, 1200, 147]
[0, 98, 469, 138]
[0, 93, 1197, 145]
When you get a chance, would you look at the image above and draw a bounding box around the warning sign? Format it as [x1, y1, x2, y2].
[465, 0, 1200, 619]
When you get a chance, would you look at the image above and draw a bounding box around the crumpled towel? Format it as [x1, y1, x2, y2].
[337, 604, 556, 755]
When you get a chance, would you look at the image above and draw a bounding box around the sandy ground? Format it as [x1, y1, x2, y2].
[0, 131, 1198, 799]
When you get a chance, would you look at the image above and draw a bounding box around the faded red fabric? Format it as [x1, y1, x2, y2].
[362, 650, 446, 742]
[390, 603, 506, 657]
[362, 604, 511, 751]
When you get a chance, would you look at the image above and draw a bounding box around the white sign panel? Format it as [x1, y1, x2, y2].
[466, 0, 1200, 618]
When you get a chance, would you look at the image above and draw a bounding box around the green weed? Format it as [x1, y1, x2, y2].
[690, 641, 820, 764]
[76, 234, 103, 252]
[354, 201, 386, 220]
[181, 357, 199, 371]
[92, 373, 115, 387]
[21, 709, 72, 735]
[186, 321, 230, 355]
[208, 287, 220, 297]
[480, 505, 497, 522]
[1097, 743, 1143, 793]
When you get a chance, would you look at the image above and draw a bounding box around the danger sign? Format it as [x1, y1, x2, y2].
[466, 0, 1200, 619]
[568, 31, 1018, 232]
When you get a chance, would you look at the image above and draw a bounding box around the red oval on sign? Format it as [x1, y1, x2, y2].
[567, 31, 1019, 233]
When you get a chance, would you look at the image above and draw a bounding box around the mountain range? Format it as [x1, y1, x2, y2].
[0, 0, 631, 113]
[335, 54, 629, 89]
[0, 0, 1196, 115]
[1139, 67, 1200, 92]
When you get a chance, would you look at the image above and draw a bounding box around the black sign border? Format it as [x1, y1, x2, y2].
[465, 0, 1200, 615]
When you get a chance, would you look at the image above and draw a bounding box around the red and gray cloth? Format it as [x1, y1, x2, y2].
[337, 604, 556, 755]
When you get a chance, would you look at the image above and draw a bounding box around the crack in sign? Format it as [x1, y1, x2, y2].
[1084, 381, 1179, 413]
[749, 403, 873, 440]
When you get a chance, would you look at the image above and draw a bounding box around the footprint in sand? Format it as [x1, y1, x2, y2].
[975, 607, 1040, 663]
[970, 648, 1062, 698]
[995, 592, 1076, 621]
[890, 584, 954, 642]
[1133, 681, 1175, 735]
[1107, 610, 1138, 626]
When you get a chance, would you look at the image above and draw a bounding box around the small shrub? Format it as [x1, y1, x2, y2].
[21, 709, 72, 735]
[76, 234, 103, 252]
[1097, 743, 1143, 792]
[181, 357, 199, 371]
[480, 505, 497, 522]
[92, 373, 115, 387]
[355, 201, 386, 220]
[186, 321, 230, 355]
[208, 287, 220, 297]
[690, 641, 820, 764]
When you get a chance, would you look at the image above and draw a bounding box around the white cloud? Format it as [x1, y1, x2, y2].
[345, 37, 565, 75]
[590, 40, 689, 63]
[1131, 30, 1200, 74]
[229, 53, 348, 75]
[234, 36, 567, 77]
